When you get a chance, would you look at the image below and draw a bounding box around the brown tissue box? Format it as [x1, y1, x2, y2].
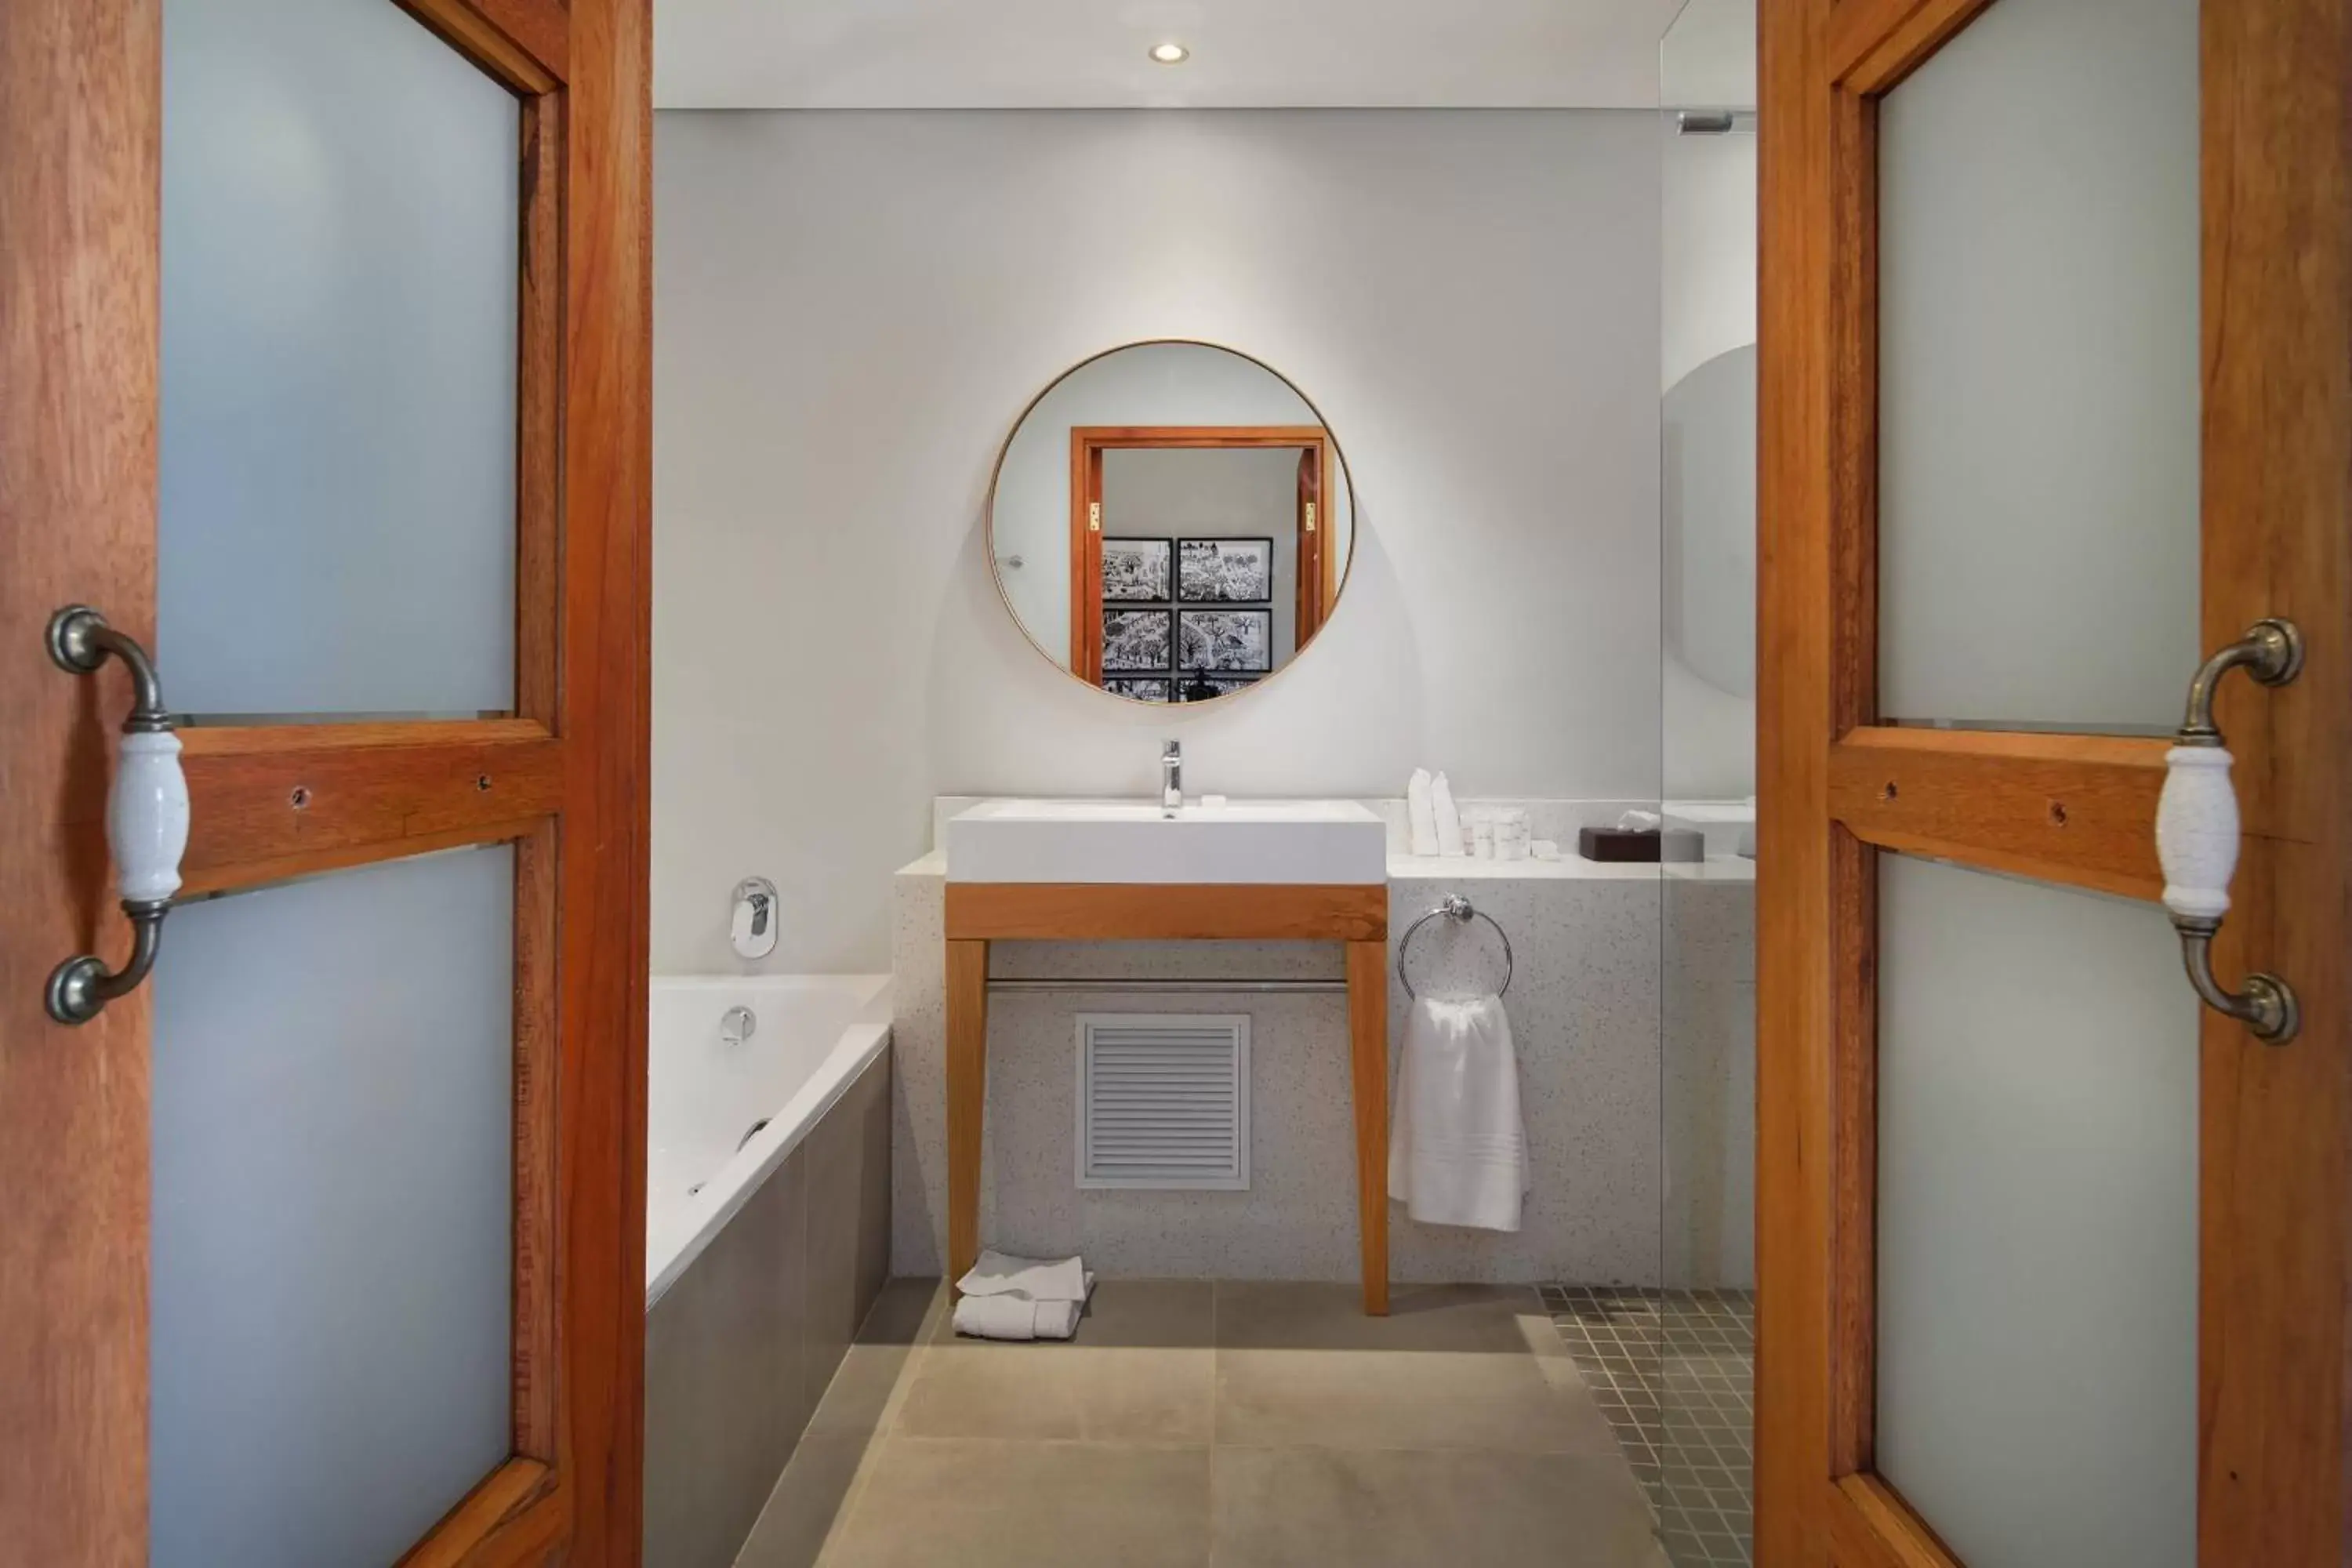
[1578, 827, 1657, 862]
[1577, 827, 1705, 863]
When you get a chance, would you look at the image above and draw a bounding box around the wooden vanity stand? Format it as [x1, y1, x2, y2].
[944, 881, 1392, 1315]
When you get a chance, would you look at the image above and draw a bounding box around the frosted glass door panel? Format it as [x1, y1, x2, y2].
[1876, 854, 2194, 1568]
[151, 849, 514, 1566]
[160, 0, 519, 720]
[1877, 0, 2198, 733]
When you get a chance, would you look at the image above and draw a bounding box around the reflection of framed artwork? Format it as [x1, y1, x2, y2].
[1105, 677, 1174, 703]
[1178, 608, 1272, 673]
[1102, 608, 1173, 672]
[1180, 674, 1258, 702]
[1101, 538, 1171, 601]
[1178, 538, 1273, 602]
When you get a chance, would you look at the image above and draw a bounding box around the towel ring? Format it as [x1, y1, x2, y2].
[1397, 895, 1514, 1000]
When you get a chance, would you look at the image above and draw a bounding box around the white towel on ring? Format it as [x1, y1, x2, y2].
[1388, 993, 1529, 1232]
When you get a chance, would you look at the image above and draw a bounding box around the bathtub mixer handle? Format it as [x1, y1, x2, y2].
[731, 877, 779, 960]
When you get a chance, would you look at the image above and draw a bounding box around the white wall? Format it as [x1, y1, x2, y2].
[655, 111, 1663, 971]
[1661, 128, 1756, 394]
[1660, 0, 1758, 111]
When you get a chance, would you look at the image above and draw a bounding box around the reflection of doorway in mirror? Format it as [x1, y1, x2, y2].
[1068, 426, 1334, 693]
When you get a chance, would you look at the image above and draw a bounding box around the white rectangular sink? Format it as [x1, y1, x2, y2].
[946, 799, 1388, 885]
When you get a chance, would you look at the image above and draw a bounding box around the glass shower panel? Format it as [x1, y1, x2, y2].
[1650, 4, 1761, 1566]
[160, 0, 520, 721]
[1876, 0, 2199, 734]
[1876, 853, 2196, 1567]
[151, 848, 515, 1566]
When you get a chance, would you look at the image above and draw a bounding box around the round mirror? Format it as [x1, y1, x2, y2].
[1662, 342, 1756, 699]
[985, 340, 1356, 706]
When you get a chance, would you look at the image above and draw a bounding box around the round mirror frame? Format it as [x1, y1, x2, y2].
[982, 338, 1360, 710]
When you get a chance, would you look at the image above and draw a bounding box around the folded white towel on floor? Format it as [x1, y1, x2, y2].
[952, 1250, 1095, 1341]
[1388, 993, 1530, 1232]
[957, 1249, 1089, 1302]
[952, 1281, 1094, 1341]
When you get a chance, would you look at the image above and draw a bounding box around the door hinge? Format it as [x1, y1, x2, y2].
[1088, 501, 1102, 532]
[1303, 502, 1318, 534]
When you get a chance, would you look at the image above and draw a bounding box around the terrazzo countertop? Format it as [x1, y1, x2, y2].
[895, 849, 1737, 884]
[1390, 853, 1658, 881]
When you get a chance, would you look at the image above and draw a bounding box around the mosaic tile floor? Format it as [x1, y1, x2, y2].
[1542, 1286, 1755, 1568]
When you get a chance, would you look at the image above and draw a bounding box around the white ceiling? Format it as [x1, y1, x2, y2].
[655, 0, 1697, 111]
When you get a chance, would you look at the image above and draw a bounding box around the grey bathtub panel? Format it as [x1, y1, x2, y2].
[804, 1051, 895, 1408]
[644, 1144, 811, 1568]
[855, 1051, 895, 1327]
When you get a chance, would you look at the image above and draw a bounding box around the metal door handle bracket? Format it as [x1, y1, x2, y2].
[44, 605, 187, 1026]
[2156, 618, 2302, 1044]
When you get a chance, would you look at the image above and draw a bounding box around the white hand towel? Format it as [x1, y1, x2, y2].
[957, 1249, 1088, 1302]
[952, 1275, 1095, 1341]
[1387, 994, 1529, 1232]
[1407, 770, 1440, 856]
[1432, 773, 1465, 857]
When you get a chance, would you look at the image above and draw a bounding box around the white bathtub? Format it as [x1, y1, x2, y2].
[645, 973, 892, 1304]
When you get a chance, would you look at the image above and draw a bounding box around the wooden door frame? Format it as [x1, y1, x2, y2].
[1759, 0, 2352, 1563]
[0, 0, 651, 1562]
[1295, 445, 1333, 649]
[1066, 425, 1331, 682]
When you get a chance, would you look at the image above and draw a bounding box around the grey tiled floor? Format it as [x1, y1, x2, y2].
[731, 1278, 1670, 1568]
[1541, 1286, 1755, 1568]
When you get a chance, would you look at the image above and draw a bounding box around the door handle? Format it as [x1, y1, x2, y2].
[43, 605, 187, 1026]
[2155, 618, 2302, 1044]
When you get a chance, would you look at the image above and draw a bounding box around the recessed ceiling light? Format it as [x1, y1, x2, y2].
[1149, 42, 1190, 65]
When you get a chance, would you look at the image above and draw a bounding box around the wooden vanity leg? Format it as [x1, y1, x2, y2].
[1345, 938, 1391, 1316]
[946, 938, 990, 1291]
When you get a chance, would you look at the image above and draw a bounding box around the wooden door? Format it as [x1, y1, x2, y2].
[1758, 0, 2352, 1563]
[0, 0, 650, 1562]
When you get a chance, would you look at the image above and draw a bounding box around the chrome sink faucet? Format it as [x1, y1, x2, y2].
[1161, 739, 1183, 817]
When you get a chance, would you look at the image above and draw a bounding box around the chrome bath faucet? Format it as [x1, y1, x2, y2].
[1161, 739, 1183, 816]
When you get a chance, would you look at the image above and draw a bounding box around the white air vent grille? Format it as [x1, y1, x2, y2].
[1076, 1014, 1250, 1191]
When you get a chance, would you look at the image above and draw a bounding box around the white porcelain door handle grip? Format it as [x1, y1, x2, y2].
[2156, 619, 2303, 1044]
[43, 605, 186, 1026]
[2154, 745, 2237, 924]
[113, 730, 191, 906]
